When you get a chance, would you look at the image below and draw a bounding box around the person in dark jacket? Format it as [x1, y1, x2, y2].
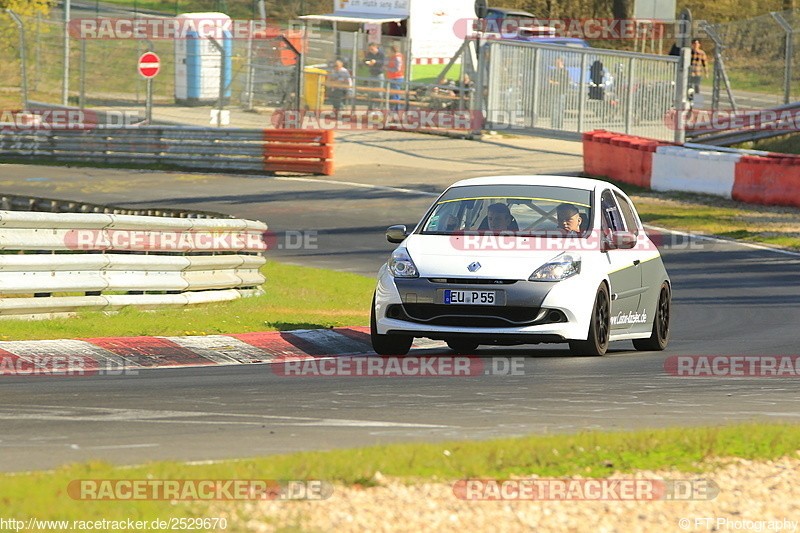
[363, 43, 385, 109]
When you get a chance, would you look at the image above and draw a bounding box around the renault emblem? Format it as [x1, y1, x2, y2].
[467, 261, 481, 272]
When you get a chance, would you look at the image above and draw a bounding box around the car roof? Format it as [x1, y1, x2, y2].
[445, 175, 615, 193]
[528, 37, 591, 47]
[486, 7, 537, 17]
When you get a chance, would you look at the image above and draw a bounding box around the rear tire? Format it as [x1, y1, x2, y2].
[633, 283, 671, 351]
[370, 295, 412, 356]
[446, 340, 479, 354]
[569, 284, 610, 356]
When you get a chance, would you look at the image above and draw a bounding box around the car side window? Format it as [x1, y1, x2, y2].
[601, 190, 626, 232]
[613, 192, 639, 235]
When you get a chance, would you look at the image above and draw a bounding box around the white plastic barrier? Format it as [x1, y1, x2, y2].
[651, 146, 742, 198]
[0, 211, 268, 317]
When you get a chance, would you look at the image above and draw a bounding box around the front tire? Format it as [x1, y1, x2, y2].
[633, 283, 670, 351]
[370, 295, 412, 356]
[569, 283, 610, 356]
[446, 340, 479, 354]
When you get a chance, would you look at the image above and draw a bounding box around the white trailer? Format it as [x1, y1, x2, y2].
[300, 0, 476, 79]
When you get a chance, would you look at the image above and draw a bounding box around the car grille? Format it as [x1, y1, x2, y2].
[427, 278, 517, 285]
[387, 303, 542, 327]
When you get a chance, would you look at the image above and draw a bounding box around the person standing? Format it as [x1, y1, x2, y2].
[363, 43, 385, 109]
[385, 45, 405, 111]
[326, 59, 352, 115]
[689, 39, 708, 95]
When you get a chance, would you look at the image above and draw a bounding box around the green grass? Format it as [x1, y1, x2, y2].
[593, 177, 800, 250]
[737, 132, 800, 155]
[411, 64, 462, 84]
[0, 423, 797, 522]
[724, 66, 784, 95]
[0, 261, 373, 341]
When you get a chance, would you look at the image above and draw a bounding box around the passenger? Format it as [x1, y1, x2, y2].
[556, 203, 583, 234]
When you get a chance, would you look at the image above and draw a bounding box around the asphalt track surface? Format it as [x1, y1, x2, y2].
[1, 130, 799, 472]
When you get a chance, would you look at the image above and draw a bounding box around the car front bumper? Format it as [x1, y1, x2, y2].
[374, 272, 594, 343]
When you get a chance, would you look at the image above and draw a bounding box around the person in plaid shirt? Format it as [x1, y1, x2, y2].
[689, 39, 708, 95]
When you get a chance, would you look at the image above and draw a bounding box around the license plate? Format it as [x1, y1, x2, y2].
[443, 290, 496, 305]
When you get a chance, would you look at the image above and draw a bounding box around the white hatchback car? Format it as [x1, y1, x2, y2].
[371, 175, 671, 356]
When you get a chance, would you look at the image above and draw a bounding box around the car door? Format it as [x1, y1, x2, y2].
[600, 189, 644, 330]
[615, 189, 665, 332]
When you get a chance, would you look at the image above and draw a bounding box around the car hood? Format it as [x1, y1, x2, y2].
[404, 235, 574, 279]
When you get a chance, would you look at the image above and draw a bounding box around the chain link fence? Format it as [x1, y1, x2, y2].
[704, 8, 800, 109]
[1, 9, 704, 141]
[0, 10, 309, 113]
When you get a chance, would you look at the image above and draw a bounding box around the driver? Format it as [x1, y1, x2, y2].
[486, 203, 515, 231]
[556, 203, 583, 234]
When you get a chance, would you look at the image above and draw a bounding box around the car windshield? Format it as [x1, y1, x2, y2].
[420, 184, 592, 236]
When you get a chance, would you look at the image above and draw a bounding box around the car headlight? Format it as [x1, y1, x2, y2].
[389, 247, 419, 278]
[529, 252, 581, 281]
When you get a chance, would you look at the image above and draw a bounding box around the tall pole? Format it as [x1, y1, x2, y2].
[146, 78, 153, 123]
[79, 39, 86, 109]
[208, 36, 225, 127]
[673, 8, 692, 144]
[6, 10, 28, 109]
[771, 12, 793, 105]
[62, 0, 71, 105]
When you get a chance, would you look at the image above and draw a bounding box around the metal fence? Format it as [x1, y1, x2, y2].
[0, 10, 307, 111]
[483, 40, 682, 142]
[2, 9, 703, 142]
[0, 10, 416, 112]
[703, 9, 800, 110]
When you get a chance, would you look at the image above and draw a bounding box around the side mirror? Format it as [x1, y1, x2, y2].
[602, 231, 637, 250]
[386, 225, 409, 243]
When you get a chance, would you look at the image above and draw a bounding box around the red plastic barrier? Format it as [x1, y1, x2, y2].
[583, 130, 612, 176]
[583, 130, 665, 188]
[733, 155, 800, 208]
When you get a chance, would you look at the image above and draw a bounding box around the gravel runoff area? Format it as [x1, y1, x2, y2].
[209, 453, 800, 532]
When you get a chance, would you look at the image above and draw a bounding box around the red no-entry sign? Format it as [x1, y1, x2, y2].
[138, 52, 161, 78]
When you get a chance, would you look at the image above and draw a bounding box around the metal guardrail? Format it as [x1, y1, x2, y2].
[0, 192, 229, 218]
[0, 126, 335, 175]
[0, 211, 267, 317]
[684, 101, 800, 146]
